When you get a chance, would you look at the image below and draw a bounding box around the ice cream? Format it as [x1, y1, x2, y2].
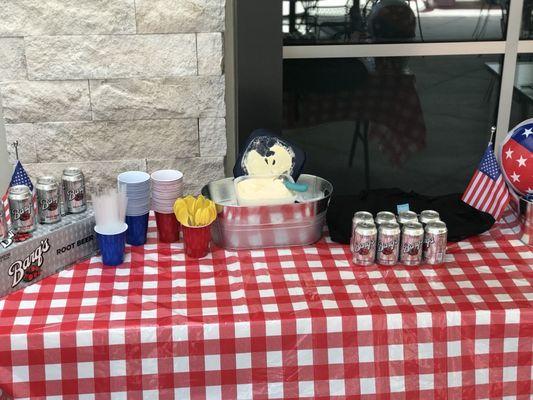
[243, 144, 293, 176]
[236, 176, 294, 205]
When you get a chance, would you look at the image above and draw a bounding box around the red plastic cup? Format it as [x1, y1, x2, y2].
[155, 212, 180, 243]
[182, 224, 211, 258]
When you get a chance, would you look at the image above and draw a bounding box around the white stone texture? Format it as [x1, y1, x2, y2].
[0, 0, 227, 186]
[0, 81, 91, 123]
[0, 0, 136, 36]
[5, 124, 37, 163]
[199, 118, 226, 156]
[25, 35, 197, 80]
[0, 38, 26, 81]
[197, 33, 223, 76]
[136, 0, 225, 33]
[90, 76, 225, 120]
[33, 119, 199, 163]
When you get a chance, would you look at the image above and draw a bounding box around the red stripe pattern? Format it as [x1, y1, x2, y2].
[0, 211, 531, 399]
[1, 192, 9, 224]
[462, 144, 510, 220]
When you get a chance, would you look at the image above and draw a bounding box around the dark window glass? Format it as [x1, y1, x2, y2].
[283, 0, 508, 45]
[521, 1, 533, 38]
[282, 55, 502, 196]
[509, 54, 533, 128]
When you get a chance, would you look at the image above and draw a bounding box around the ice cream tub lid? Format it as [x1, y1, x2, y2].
[233, 129, 306, 181]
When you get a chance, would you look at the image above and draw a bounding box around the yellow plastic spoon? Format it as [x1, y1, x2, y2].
[176, 207, 191, 227]
[183, 195, 196, 214]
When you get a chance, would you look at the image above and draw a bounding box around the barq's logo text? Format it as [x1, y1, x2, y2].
[8, 239, 50, 287]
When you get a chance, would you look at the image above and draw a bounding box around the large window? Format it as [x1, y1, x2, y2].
[283, 0, 509, 44]
[279, 0, 532, 196]
[510, 53, 533, 127]
[283, 55, 501, 195]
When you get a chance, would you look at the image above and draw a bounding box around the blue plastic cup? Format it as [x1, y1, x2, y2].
[95, 223, 128, 267]
[125, 213, 149, 246]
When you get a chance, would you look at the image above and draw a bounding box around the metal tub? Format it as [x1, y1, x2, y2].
[201, 174, 333, 250]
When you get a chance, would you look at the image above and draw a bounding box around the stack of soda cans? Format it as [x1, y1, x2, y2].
[2, 167, 87, 238]
[350, 210, 447, 266]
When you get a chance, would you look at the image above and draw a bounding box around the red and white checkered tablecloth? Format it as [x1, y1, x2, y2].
[0, 212, 531, 399]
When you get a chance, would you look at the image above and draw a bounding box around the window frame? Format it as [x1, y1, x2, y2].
[228, 0, 533, 165]
[282, 0, 531, 147]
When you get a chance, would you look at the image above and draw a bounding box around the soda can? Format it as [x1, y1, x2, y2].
[423, 221, 448, 265]
[352, 222, 377, 265]
[62, 167, 87, 214]
[419, 210, 440, 225]
[375, 211, 396, 225]
[400, 221, 424, 265]
[8, 185, 35, 234]
[351, 211, 374, 250]
[36, 176, 62, 224]
[353, 211, 374, 226]
[377, 222, 400, 265]
[397, 210, 418, 225]
[0, 201, 8, 240]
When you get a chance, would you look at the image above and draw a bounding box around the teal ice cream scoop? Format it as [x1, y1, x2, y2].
[278, 174, 308, 192]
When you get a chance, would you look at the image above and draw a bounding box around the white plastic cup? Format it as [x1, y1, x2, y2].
[151, 169, 183, 183]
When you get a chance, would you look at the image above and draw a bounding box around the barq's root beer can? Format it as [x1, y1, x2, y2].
[351, 211, 374, 252]
[62, 167, 87, 214]
[377, 222, 400, 265]
[419, 210, 440, 225]
[352, 222, 377, 265]
[400, 221, 424, 265]
[397, 210, 418, 225]
[0, 201, 8, 240]
[36, 176, 61, 224]
[423, 221, 448, 265]
[8, 185, 35, 234]
[353, 211, 374, 226]
[375, 211, 396, 225]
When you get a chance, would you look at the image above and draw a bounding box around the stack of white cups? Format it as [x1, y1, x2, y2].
[117, 171, 151, 246]
[151, 170, 184, 242]
[151, 170, 184, 212]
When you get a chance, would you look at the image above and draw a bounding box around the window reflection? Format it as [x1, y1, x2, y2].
[521, 0, 533, 38]
[509, 54, 533, 128]
[282, 55, 502, 195]
[283, 0, 508, 44]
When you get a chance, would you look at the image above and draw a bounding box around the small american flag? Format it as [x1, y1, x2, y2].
[462, 143, 510, 220]
[2, 161, 36, 225]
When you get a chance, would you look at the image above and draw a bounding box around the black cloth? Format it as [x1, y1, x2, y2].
[326, 188, 495, 244]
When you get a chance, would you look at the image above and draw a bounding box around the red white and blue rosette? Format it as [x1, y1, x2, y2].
[499, 118, 533, 198]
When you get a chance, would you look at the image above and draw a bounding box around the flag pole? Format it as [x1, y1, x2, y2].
[489, 126, 496, 146]
[12, 141, 19, 161]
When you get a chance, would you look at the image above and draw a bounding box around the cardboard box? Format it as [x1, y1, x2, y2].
[0, 209, 97, 299]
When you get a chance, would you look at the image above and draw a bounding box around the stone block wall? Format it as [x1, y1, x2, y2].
[0, 0, 226, 195]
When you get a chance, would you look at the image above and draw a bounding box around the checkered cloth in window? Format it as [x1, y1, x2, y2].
[283, 74, 427, 166]
[0, 211, 531, 399]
